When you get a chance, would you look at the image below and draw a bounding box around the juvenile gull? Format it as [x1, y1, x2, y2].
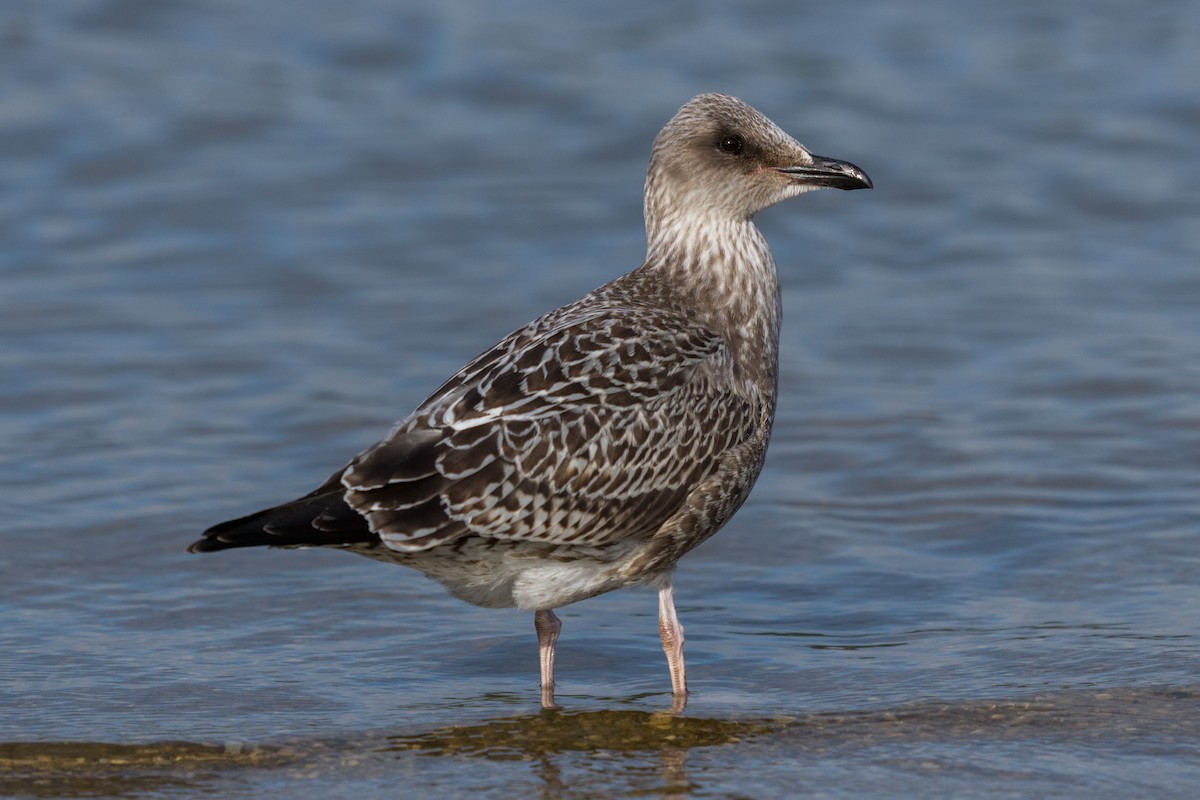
[189, 93, 871, 707]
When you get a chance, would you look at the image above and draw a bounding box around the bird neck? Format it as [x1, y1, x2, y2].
[639, 204, 782, 396]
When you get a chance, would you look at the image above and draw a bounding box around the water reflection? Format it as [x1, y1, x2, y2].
[388, 686, 1200, 759]
[384, 686, 1199, 796]
[386, 706, 778, 756]
[387, 707, 782, 800]
[4, 687, 1195, 798]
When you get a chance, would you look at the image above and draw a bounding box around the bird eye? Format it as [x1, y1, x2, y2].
[718, 135, 743, 154]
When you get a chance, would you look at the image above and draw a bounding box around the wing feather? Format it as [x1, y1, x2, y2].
[342, 304, 761, 552]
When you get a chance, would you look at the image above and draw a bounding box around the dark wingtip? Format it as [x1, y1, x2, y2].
[187, 491, 378, 554]
[186, 537, 225, 554]
[186, 510, 277, 554]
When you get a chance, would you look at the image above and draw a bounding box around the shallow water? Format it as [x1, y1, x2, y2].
[3, 0, 1199, 797]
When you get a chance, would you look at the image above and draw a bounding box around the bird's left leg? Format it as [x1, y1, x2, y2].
[534, 608, 562, 708]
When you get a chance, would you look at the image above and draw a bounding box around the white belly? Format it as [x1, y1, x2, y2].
[350, 537, 647, 610]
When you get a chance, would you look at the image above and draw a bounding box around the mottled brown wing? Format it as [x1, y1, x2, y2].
[339, 306, 758, 552]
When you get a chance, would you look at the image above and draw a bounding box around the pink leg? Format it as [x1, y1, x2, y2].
[534, 609, 562, 708]
[658, 582, 687, 698]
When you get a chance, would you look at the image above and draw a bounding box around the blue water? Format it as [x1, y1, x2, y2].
[2, 1, 1198, 797]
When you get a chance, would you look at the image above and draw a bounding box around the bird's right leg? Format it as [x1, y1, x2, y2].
[658, 582, 687, 701]
[534, 608, 562, 708]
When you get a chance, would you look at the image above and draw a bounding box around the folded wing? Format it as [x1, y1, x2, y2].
[191, 305, 758, 555]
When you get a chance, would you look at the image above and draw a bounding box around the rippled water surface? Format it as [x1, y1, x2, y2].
[3, 1, 1198, 797]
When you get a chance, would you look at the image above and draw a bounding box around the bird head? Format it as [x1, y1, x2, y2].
[645, 93, 871, 227]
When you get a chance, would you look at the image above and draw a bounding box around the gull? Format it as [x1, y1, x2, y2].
[189, 93, 871, 708]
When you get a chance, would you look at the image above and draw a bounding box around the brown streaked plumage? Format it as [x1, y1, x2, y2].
[189, 93, 871, 707]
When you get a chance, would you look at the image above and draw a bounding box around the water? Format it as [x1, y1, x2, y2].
[2, 0, 1198, 797]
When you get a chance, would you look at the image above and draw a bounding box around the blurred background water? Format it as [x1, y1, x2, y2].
[2, 0, 1198, 797]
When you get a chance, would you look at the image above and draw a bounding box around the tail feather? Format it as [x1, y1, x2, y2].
[188, 473, 377, 553]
